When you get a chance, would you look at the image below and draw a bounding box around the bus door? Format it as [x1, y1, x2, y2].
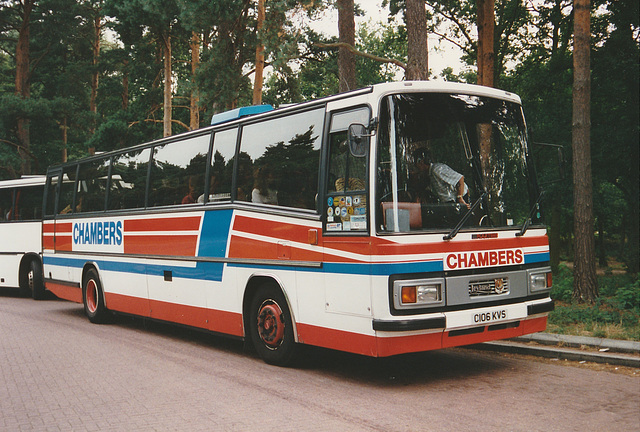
[322, 108, 374, 320]
[43, 169, 62, 255]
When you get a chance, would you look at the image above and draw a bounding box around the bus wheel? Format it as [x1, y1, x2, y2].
[83, 269, 109, 324]
[249, 285, 297, 366]
[29, 260, 45, 300]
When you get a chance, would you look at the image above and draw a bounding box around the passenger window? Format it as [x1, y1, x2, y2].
[59, 166, 78, 215]
[15, 185, 44, 220]
[76, 159, 110, 213]
[238, 108, 324, 210]
[108, 148, 151, 211]
[44, 174, 59, 217]
[206, 128, 236, 203]
[0, 188, 13, 221]
[324, 108, 370, 233]
[148, 134, 211, 207]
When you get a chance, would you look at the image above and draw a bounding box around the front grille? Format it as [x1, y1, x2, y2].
[468, 277, 509, 297]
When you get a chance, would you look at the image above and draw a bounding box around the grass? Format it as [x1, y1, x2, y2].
[546, 264, 640, 341]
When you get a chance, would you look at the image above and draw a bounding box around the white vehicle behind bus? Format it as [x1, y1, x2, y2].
[0, 176, 46, 299]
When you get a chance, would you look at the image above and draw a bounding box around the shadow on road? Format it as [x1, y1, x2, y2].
[104, 311, 510, 384]
[0, 286, 59, 300]
[14, 292, 513, 385]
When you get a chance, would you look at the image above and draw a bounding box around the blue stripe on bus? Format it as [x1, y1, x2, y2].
[227, 260, 444, 276]
[198, 209, 233, 258]
[43, 256, 224, 282]
[43, 250, 550, 282]
[524, 252, 550, 264]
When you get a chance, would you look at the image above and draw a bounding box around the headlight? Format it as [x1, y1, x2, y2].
[528, 268, 552, 293]
[394, 278, 445, 310]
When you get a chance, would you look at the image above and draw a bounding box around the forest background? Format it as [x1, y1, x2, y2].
[0, 0, 638, 332]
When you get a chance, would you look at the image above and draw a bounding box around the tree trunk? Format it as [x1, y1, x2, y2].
[122, 59, 129, 110]
[476, 0, 495, 87]
[572, 0, 598, 302]
[162, 32, 172, 137]
[15, 0, 34, 175]
[337, 0, 356, 92]
[190, 32, 200, 130]
[405, 0, 429, 80]
[252, 0, 265, 105]
[90, 14, 101, 135]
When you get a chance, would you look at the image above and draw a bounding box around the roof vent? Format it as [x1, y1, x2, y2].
[210, 104, 274, 126]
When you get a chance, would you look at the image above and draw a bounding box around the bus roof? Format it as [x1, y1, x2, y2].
[0, 175, 46, 189]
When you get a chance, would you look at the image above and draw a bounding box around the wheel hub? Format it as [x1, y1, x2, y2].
[86, 280, 98, 313]
[257, 301, 285, 349]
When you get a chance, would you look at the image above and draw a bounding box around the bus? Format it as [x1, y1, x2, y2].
[42, 81, 554, 365]
[0, 175, 46, 299]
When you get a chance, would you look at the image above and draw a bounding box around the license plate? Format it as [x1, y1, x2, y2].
[445, 304, 527, 330]
[472, 309, 507, 324]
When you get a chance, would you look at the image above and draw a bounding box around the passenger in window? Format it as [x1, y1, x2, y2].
[198, 174, 227, 203]
[252, 165, 278, 205]
[413, 148, 470, 209]
[181, 176, 197, 205]
[60, 195, 83, 214]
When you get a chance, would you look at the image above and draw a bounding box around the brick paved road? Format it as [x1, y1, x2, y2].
[1, 291, 638, 431]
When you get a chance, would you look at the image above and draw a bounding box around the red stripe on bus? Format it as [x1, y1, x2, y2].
[227, 236, 324, 263]
[233, 215, 316, 245]
[46, 281, 83, 304]
[104, 292, 150, 317]
[297, 316, 547, 357]
[228, 235, 277, 260]
[296, 323, 378, 357]
[54, 222, 73, 233]
[124, 216, 201, 232]
[442, 316, 548, 348]
[103, 292, 244, 337]
[371, 235, 549, 256]
[296, 323, 444, 357]
[55, 236, 73, 251]
[124, 235, 198, 256]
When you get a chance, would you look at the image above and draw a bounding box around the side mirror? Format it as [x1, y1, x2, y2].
[347, 123, 370, 157]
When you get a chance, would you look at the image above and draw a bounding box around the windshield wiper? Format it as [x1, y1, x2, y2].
[443, 192, 487, 241]
[516, 191, 544, 237]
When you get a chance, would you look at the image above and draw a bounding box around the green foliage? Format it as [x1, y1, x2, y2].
[550, 264, 574, 303]
[616, 280, 640, 311]
[549, 264, 640, 340]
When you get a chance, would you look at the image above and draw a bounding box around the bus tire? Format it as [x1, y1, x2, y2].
[19, 258, 44, 300]
[29, 259, 45, 300]
[83, 268, 110, 324]
[249, 284, 297, 366]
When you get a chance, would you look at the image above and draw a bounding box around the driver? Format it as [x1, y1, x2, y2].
[413, 148, 470, 209]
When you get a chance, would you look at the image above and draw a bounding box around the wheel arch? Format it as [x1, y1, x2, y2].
[241, 274, 299, 343]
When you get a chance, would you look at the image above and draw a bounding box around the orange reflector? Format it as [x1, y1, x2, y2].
[546, 272, 553, 288]
[401, 286, 417, 304]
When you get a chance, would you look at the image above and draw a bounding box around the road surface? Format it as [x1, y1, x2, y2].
[1, 291, 638, 431]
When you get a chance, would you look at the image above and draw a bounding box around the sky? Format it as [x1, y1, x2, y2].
[303, 1, 466, 77]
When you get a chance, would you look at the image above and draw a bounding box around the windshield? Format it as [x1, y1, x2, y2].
[376, 93, 539, 233]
